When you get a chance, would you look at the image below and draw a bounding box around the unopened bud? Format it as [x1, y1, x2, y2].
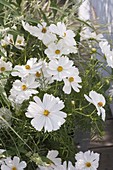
[105, 79, 109, 85]
[109, 96, 112, 102]
[91, 48, 97, 53]
[71, 100, 75, 105]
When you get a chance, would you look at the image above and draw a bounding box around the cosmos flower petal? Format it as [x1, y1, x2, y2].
[18, 161, 27, 168]
[84, 94, 92, 103]
[31, 116, 46, 131]
[100, 107, 106, 121]
[33, 96, 44, 109]
[63, 84, 71, 94]
[13, 156, 20, 166]
[71, 83, 80, 92]
[44, 117, 53, 132]
[1, 165, 10, 170]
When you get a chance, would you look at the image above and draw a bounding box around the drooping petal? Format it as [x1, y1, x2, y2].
[84, 94, 93, 103]
[63, 84, 71, 94]
[100, 107, 106, 121]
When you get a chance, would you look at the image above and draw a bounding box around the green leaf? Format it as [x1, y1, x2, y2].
[76, 18, 95, 30]
[40, 9, 50, 25]
[0, 0, 19, 15]
[16, 0, 22, 6]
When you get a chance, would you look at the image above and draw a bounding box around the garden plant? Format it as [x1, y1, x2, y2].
[0, 0, 112, 170]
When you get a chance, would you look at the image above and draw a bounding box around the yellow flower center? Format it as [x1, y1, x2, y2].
[36, 72, 41, 77]
[12, 167, 17, 170]
[2, 43, 7, 48]
[57, 66, 63, 72]
[55, 49, 60, 55]
[25, 65, 31, 70]
[64, 32, 66, 37]
[22, 84, 27, 91]
[43, 110, 49, 116]
[0, 67, 5, 71]
[85, 162, 91, 167]
[17, 40, 22, 44]
[42, 27, 47, 33]
[69, 77, 74, 82]
[10, 39, 13, 43]
[98, 102, 103, 107]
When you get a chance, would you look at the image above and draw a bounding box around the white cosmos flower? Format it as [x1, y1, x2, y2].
[80, 27, 104, 41]
[75, 150, 100, 170]
[9, 75, 39, 104]
[105, 52, 113, 68]
[11, 58, 42, 78]
[49, 22, 76, 46]
[15, 35, 26, 50]
[47, 150, 61, 166]
[38, 150, 61, 170]
[99, 40, 113, 68]
[35, 60, 54, 89]
[78, 0, 90, 21]
[59, 39, 77, 54]
[54, 161, 76, 170]
[45, 41, 69, 60]
[0, 27, 10, 35]
[1, 38, 9, 47]
[99, 40, 110, 55]
[25, 93, 67, 132]
[63, 67, 82, 94]
[1, 34, 14, 47]
[1, 156, 27, 170]
[47, 56, 73, 81]
[22, 21, 56, 46]
[0, 59, 12, 73]
[84, 90, 106, 121]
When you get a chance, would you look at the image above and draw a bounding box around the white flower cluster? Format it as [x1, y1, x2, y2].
[6, 21, 83, 132]
[0, 59, 12, 73]
[37, 150, 100, 170]
[0, 21, 82, 133]
[0, 34, 26, 58]
[0, 21, 106, 134]
[8, 21, 82, 105]
[0, 34, 26, 51]
[22, 21, 77, 54]
[0, 150, 100, 170]
[21, 21, 81, 93]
